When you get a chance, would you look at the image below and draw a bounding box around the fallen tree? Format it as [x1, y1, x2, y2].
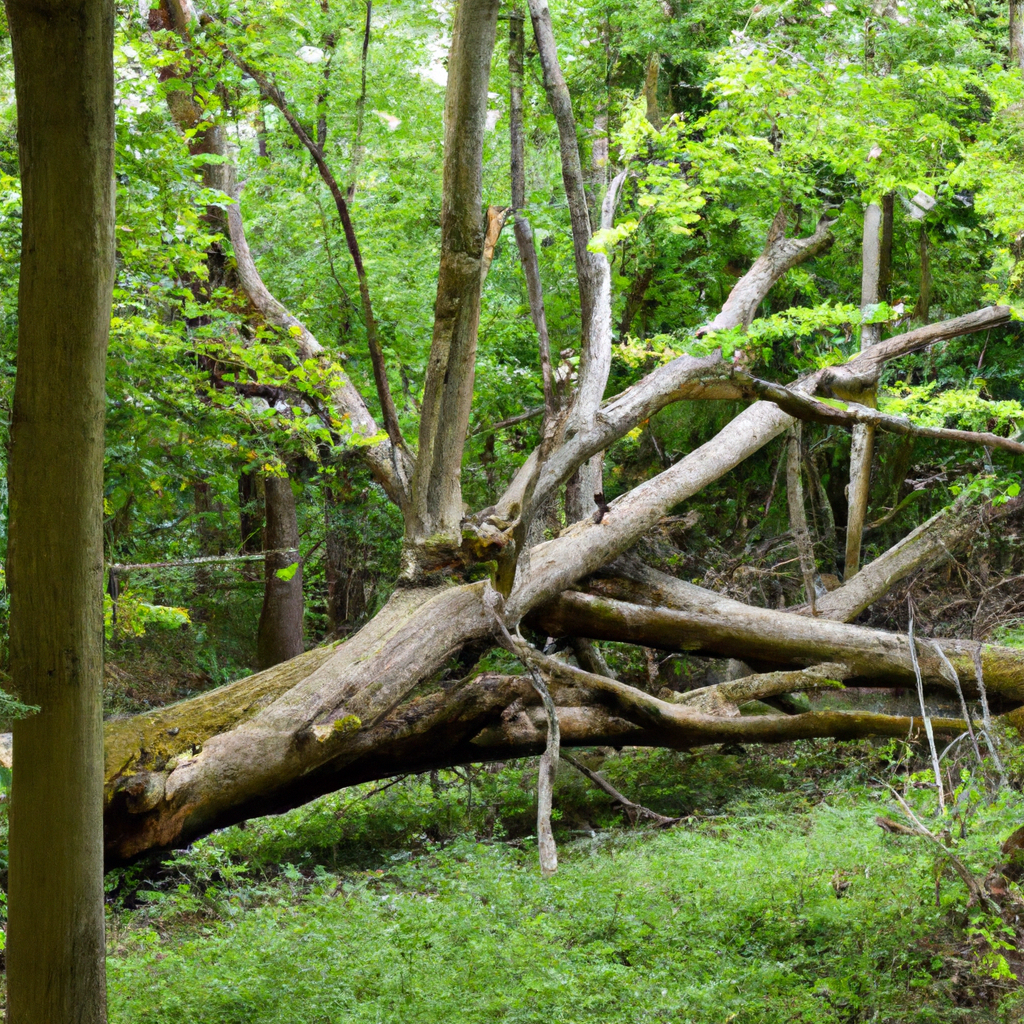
[6, 0, 1020, 871]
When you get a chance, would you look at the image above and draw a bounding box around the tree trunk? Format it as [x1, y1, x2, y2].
[407, 0, 501, 561]
[1011, 0, 1024, 74]
[4, 0, 115, 1018]
[509, 8, 556, 422]
[845, 201, 884, 576]
[257, 473, 304, 668]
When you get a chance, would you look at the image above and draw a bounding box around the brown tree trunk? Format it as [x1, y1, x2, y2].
[4, 0, 115, 1017]
[257, 473, 304, 668]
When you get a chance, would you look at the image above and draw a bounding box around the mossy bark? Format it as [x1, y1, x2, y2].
[5, 0, 115, 1018]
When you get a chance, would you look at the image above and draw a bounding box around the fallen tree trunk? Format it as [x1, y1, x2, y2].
[534, 576, 1024, 699]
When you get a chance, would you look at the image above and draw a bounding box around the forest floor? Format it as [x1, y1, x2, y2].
[100, 739, 1024, 1024]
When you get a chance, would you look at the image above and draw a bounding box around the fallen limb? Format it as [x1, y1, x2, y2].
[813, 493, 1024, 622]
[745, 376, 1024, 455]
[675, 663, 849, 715]
[533, 582, 1024, 699]
[561, 752, 678, 826]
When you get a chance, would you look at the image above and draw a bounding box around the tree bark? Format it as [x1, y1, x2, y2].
[5, 0, 115, 1017]
[786, 424, 817, 613]
[407, 0, 500, 560]
[697, 210, 834, 334]
[845, 202, 884, 576]
[257, 472, 304, 668]
[509, 8, 556, 422]
[1011, 0, 1024, 74]
[534, 575, 1024, 699]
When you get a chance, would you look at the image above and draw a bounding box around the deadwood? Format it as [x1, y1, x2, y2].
[697, 210, 835, 334]
[533, 583, 1024, 699]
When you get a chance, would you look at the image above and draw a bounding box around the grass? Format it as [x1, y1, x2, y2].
[102, 741, 1024, 1024]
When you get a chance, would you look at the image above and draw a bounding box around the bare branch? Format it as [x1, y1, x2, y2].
[697, 211, 835, 335]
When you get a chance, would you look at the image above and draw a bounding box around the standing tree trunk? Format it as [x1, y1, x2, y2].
[4, 0, 115, 1018]
[844, 202, 885, 577]
[406, 0, 501, 566]
[1011, 0, 1024, 74]
[257, 472, 304, 668]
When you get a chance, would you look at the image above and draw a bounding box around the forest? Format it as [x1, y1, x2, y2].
[2, 0, 1024, 1020]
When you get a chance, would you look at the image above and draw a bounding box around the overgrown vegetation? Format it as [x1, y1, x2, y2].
[104, 741, 1024, 1023]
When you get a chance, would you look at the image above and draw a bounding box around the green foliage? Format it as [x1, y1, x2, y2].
[105, 743, 1024, 1023]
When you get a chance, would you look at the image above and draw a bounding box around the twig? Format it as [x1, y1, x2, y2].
[972, 643, 1009, 787]
[908, 597, 945, 811]
[561, 753, 678, 827]
[879, 784, 997, 911]
[930, 642, 983, 769]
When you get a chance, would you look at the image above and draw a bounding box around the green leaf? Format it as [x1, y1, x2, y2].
[275, 562, 300, 582]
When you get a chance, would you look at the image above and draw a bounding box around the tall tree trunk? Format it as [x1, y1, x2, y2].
[257, 473, 304, 668]
[1011, 0, 1024, 74]
[509, 8, 556, 422]
[238, 469, 264, 582]
[4, 0, 115, 1017]
[844, 202, 885, 577]
[406, 0, 501, 564]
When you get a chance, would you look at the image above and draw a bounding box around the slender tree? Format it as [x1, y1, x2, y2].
[4, 0, 116, 1018]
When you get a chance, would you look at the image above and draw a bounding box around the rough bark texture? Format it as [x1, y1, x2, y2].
[845, 202, 884, 576]
[535, 573, 1024, 699]
[257, 473, 304, 668]
[528, 0, 623, 522]
[408, 0, 500, 557]
[786, 424, 817, 614]
[5, 0, 115, 1018]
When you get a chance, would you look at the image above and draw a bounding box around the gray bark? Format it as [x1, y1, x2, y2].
[509, 9, 556, 421]
[698, 211, 834, 334]
[1012, 0, 1024, 73]
[5, 0, 115, 1017]
[408, 0, 501, 559]
[846, 202, 884, 576]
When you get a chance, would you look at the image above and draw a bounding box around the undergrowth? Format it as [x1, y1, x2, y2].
[103, 740, 1024, 1023]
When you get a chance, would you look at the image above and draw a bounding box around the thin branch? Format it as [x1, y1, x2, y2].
[908, 597, 945, 811]
[744, 375, 1024, 455]
[561, 753, 677, 826]
[485, 583, 560, 876]
[509, 8, 556, 422]
[216, 37, 405, 453]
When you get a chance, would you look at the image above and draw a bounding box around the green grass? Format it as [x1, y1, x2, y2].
[104, 743, 1024, 1024]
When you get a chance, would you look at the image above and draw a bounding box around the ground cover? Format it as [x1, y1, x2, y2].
[103, 742, 1024, 1023]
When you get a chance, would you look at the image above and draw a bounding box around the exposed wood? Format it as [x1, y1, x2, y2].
[535, 573, 1024, 699]
[509, 8, 556, 421]
[676, 664, 849, 715]
[745, 375, 1024, 454]
[846, 202, 884, 576]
